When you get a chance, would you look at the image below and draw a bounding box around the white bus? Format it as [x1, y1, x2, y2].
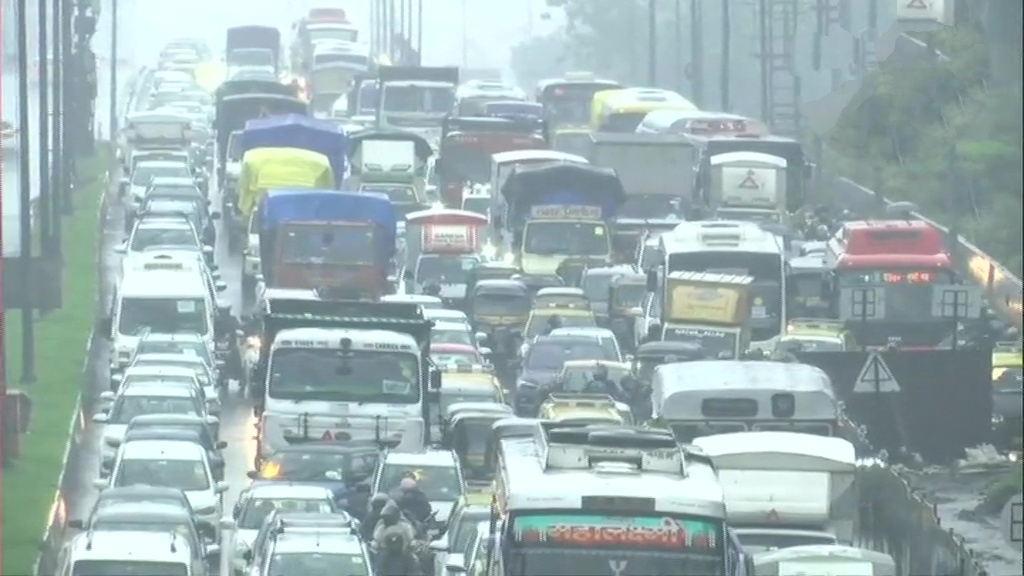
[489, 420, 749, 576]
[660, 220, 786, 348]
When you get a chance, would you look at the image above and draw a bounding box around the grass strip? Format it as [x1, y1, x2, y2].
[1, 144, 111, 575]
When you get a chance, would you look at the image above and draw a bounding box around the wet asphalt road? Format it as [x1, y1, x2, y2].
[53, 1, 1022, 573]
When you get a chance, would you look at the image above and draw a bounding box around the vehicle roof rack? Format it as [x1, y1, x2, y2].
[535, 422, 687, 475]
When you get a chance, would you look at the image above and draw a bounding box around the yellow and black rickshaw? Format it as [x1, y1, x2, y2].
[468, 279, 531, 355]
[442, 402, 514, 484]
[608, 272, 646, 347]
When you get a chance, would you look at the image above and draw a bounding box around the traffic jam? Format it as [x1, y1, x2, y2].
[59, 5, 1022, 576]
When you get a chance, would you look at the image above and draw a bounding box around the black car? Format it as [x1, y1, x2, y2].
[516, 335, 613, 416]
[247, 440, 380, 509]
[74, 502, 217, 563]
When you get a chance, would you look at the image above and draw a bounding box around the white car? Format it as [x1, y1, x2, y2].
[127, 352, 217, 400]
[431, 321, 478, 349]
[99, 439, 228, 530]
[230, 484, 337, 572]
[115, 364, 219, 416]
[93, 383, 210, 475]
[124, 160, 192, 212]
[122, 216, 206, 257]
[547, 327, 623, 362]
[372, 449, 465, 528]
[380, 293, 444, 309]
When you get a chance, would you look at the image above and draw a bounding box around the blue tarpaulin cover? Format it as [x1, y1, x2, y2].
[242, 114, 349, 181]
[500, 162, 626, 227]
[261, 189, 396, 260]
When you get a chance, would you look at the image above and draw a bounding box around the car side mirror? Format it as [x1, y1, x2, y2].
[93, 478, 108, 490]
[204, 544, 221, 558]
[215, 481, 229, 494]
[210, 211, 221, 220]
[246, 470, 258, 480]
[215, 280, 228, 293]
[474, 332, 487, 345]
[428, 538, 448, 553]
[92, 413, 109, 424]
[99, 391, 116, 402]
[216, 440, 228, 450]
[478, 347, 492, 358]
[113, 243, 127, 255]
[444, 554, 467, 575]
[68, 519, 85, 530]
[629, 306, 643, 316]
[202, 245, 214, 255]
[429, 370, 443, 391]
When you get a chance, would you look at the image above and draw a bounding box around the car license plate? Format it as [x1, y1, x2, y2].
[752, 306, 767, 318]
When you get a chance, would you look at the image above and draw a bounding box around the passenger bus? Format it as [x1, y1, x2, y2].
[490, 420, 750, 575]
[535, 72, 621, 128]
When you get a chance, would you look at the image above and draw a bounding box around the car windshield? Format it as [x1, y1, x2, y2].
[361, 184, 417, 203]
[109, 396, 200, 424]
[525, 342, 607, 371]
[269, 553, 369, 576]
[142, 201, 199, 226]
[431, 351, 482, 367]
[268, 348, 420, 404]
[136, 340, 212, 365]
[560, 365, 631, 393]
[416, 255, 478, 285]
[133, 360, 208, 383]
[91, 518, 193, 540]
[129, 424, 210, 449]
[462, 197, 489, 216]
[149, 185, 201, 200]
[525, 314, 596, 339]
[612, 284, 646, 308]
[238, 497, 333, 529]
[472, 293, 530, 316]
[432, 327, 474, 346]
[117, 297, 209, 336]
[262, 450, 378, 484]
[131, 164, 189, 185]
[129, 226, 196, 251]
[115, 458, 210, 491]
[72, 560, 188, 576]
[380, 463, 463, 501]
[524, 222, 609, 256]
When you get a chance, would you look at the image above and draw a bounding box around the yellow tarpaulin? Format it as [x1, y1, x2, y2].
[237, 147, 336, 216]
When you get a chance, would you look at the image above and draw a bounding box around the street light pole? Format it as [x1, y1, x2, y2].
[648, 0, 657, 85]
[16, 0, 37, 383]
[38, 0, 52, 255]
[51, 0, 64, 252]
[109, 0, 118, 138]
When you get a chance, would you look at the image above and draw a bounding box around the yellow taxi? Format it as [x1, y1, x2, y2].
[774, 318, 858, 356]
[439, 363, 506, 412]
[538, 393, 632, 425]
[550, 125, 593, 157]
[523, 301, 597, 341]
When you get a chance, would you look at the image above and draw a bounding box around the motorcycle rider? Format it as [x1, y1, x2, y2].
[543, 314, 563, 336]
[373, 500, 416, 550]
[360, 493, 390, 542]
[585, 363, 621, 399]
[213, 307, 241, 386]
[395, 477, 432, 525]
[375, 530, 422, 576]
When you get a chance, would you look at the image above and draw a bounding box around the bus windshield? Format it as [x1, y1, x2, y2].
[268, 348, 420, 404]
[507, 512, 725, 576]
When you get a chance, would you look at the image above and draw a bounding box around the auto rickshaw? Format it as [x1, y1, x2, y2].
[532, 287, 590, 310]
[992, 341, 1023, 450]
[787, 254, 830, 319]
[442, 403, 514, 484]
[608, 272, 646, 349]
[468, 279, 531, 378]
[538, 393, 632, 425]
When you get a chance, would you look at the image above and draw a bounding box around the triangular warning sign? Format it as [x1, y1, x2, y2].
[853, 352, 901, 393]
[905, 0, 928, 9]
[738, 170, 761, 190]
[321, 430, 333, 440]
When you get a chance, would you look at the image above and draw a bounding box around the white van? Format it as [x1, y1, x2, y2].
[104, 254, 215, 372]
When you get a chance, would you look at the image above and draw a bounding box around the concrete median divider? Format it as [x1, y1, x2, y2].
[0, 144, 111, 576]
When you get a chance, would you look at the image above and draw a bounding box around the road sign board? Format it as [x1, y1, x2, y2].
[853, 352, 900, 393]
[738, 170, 761, 189]
[905, 0, 929, 9]
[931, 285, 982, 319]
[839, 287, 885, 321]
[321, 430, 333, 440]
